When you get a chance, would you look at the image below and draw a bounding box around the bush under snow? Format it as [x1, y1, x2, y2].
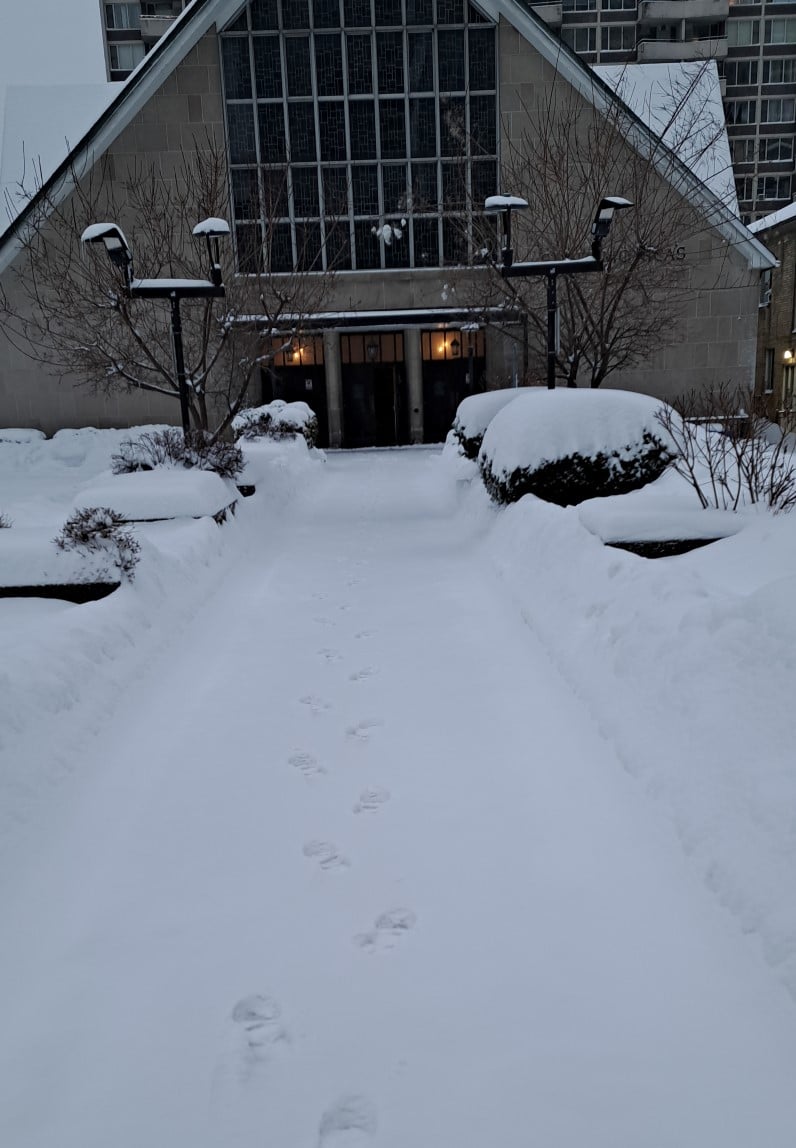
[451, 387, 526, 460]
[233, 399, 319, 447]
[479, 389, 676, 506]
[55, 506, 141, 581]
[112, 428, 244, 481]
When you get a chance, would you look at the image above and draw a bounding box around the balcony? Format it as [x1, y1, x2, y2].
[530, 2, 563, 25]
[140, 14, 178, 41]
[637, 35, 728, 61]
[640, 0, 728, 21]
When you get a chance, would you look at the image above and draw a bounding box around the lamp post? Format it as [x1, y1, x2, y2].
[484, 195, 633, 390]
[80, 217, 230, 438]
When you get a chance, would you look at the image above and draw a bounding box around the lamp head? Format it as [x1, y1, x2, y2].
[193, 218, 230, 287]
[192, 217, 231, 239]
[80, 222, 133, 271]
[592, 196, 633, 240]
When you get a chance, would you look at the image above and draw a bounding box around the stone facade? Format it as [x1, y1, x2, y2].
[0, 10, 770, 443]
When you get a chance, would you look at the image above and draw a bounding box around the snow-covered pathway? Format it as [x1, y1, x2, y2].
[2, 449, 796, 1148]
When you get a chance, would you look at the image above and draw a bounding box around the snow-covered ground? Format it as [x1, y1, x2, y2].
[2, 441, 796, 1146]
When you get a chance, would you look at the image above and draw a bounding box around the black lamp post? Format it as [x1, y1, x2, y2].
[80, 218, 230, 438]
[484, 195, 633, 390]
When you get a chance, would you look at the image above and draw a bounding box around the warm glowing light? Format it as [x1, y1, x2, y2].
[785, 349, 794, 362]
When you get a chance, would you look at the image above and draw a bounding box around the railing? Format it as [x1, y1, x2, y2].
[530, 2, 563, 25]
[636, 35, 728, 61]
[139, 14, 178, 41]
[639, 0, 728, 21]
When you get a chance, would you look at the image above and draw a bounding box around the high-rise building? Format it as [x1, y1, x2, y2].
[532, 0, 795, 219]
[100, 1, 191, 81]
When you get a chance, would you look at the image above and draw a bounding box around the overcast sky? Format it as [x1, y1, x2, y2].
[0, 0, 106, 87]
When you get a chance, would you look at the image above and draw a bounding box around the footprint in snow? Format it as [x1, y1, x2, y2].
[348, 667, 378, 682]
[318, 648, 343, 663]
[318, 1094, 377, 1147]
[346, 719, 384, 741]
[289, 751, 326, 781]
[354, 630, 375, 640]
[230, 994, 290, 1065]
[355, 907, 416, 954]
[303, 839, 350, 871]
[300, 694, 332, 715]
[353, 786, 390, 814]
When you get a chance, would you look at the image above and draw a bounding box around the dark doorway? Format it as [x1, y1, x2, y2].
[342, 363, 408, 448]
[421, 328, 487, 443]
[340, 332, 408, 448]
[260, 363, 329, 447]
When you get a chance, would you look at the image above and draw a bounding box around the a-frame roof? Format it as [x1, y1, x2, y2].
[0, 0, 776, 275]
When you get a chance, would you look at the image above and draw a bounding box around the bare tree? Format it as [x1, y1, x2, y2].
[655, 382, 796, 512]
[0, 137, 339, 440]
[463, 60, 736, 388]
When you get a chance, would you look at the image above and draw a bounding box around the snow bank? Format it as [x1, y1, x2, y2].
[74, 469, 236, 522]
[0, 428, 46, 443]
[0, 433, 323, 859]
[483, 487, 796, 999]
[0, 526, 114, 587]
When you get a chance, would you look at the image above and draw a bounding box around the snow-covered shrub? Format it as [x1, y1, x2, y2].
[232, 400, 319, 447]
[451, 388, 526, 460]
[111, 428, 244, 481]
[655, 385, 796, 514]
[55, 507, 141, 581]
[0, 513, 11, 528]
[479, 389, 676, 507]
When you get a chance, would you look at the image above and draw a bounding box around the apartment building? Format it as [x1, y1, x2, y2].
[533, 0, 795, 219]
[101, 1, 191, 81]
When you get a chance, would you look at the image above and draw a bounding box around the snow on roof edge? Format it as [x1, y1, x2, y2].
[749, 200, 796, 235]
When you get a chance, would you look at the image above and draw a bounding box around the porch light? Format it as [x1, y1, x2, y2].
[450, 336, 461, 357]
[784, 349, 794, 362]
[366, 338, 380, 362]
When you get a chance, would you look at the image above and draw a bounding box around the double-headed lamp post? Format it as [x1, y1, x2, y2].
[80, 217, 230, 437]
[484, 195, 633, 390]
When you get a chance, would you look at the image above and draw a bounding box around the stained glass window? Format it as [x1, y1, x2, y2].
[408, 32, 433, 91]
[286, 37, 313, 97]
[292, 167, 320, 217]
[250, 0, 278, 30]
[282, 0, 311, 29]
[227, 103, 257, 164]
[347, 33, 373, 93]
[352, 165, 379, 214]
[319, 102, 348, 161]
[253, 36, 282, 99]
[222, 0, 497, 271]
[377, 31, 404, 92]
[259, 105, 287, 163]
[315, 33, 344, 95]
[314, 0, 341, 27]
[349, 101, 377, 159]
[379, 100, 406, 159]
[222, 37, 252, 100]
[288, 102, 317, 162]
[344, 0, 372, 26]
